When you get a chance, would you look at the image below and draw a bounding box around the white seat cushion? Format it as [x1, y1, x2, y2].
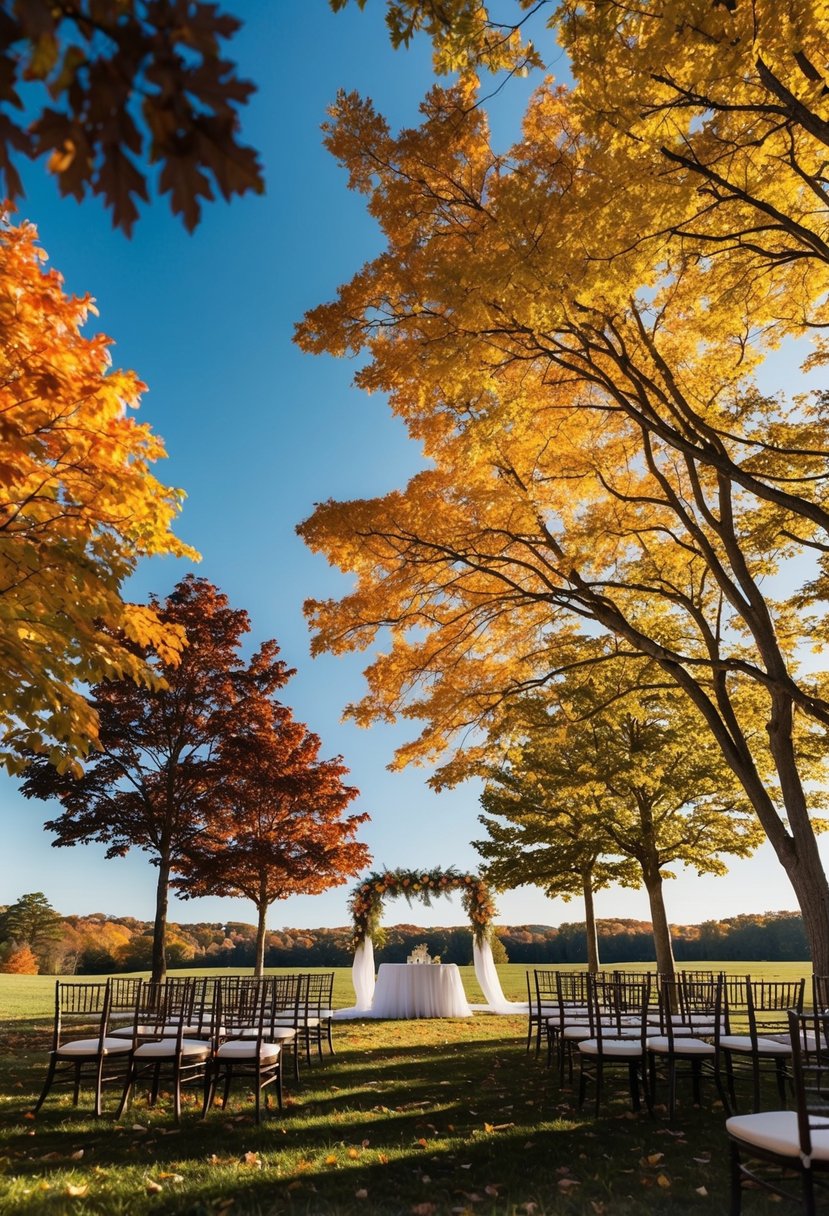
[727, 1111, 829, 1161]
[57, 1037, 132, 1057]
[720, 1034, 792, 1056]
[237, 1027, 295, 1041]
[647, 1035, 715, 1056]
[133, 1038, 210, 1060]
[563, 1025, 591, 1041]
[579, 1038, 645, 1058]
[216, 1040, 281, 1062]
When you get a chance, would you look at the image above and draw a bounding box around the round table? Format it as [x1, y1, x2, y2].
[369, 962, 472, 1019]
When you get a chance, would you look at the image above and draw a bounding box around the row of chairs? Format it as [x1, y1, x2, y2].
[35, 972, 335, 1123]
[528, 969, 829, 1213]
[528, 969, 812, 1118]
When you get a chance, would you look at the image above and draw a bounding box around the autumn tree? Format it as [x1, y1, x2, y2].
[0, 218, 194, 772]
[0, 0, 263, 234]
[19, 576, 293, 982]
[0, 944, 38, 974]
[295, 54, 829, 966]
[174, 684, 370, 977]
[474, 660, 766, 977]
[477, 747, 637, 974]
[0, 891, 63, 970]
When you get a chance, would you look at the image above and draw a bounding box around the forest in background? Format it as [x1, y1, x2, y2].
[0, 900, 810, 974]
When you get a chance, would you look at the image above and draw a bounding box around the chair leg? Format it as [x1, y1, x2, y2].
[752, 1057, 761, 1114]
[33, 1056, 57, 1114]
[729, 1141, 743, 1216]
[115, 1063, 135, 1120]
[94, 1055, 106, 1118]
[594, 1057, 604, 1116]
[775, 1057, 788, 1107]
[72, 1062, 82, 1107]
[628, 1060, 641, 1112]
[202, 1064, 216, 1118]
[803, 1167, 817, 1216]
[222, 1066, 233, 1111]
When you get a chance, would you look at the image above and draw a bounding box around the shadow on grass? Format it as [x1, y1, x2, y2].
[0, 1019, 788, 1216]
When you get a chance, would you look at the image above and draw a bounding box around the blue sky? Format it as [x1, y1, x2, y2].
[0, 1, 823, 936]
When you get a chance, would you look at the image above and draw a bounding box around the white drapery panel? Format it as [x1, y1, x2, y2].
[473, 937, 525, 1013]
[352, 936, 376, 1009]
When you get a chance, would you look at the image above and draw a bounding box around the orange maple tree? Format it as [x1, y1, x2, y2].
[175, 687, 370, 976]
[0, 217, 194, 773]
[0, 1, 263, 233]
[0, 944, 38, 974]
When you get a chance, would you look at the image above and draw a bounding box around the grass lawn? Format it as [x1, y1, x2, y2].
[0, 964, 812, 1215]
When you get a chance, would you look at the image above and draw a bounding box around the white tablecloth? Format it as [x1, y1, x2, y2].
[370, 963, 472, 1019]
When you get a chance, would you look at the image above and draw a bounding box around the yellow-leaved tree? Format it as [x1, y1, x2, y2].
[297, 27, 829, 968]
[0, 217, 195, 773]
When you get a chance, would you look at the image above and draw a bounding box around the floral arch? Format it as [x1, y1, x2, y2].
[349, 866, 496, 946]
[345, 866, 519, 1016]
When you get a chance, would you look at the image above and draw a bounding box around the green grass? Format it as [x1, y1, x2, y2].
[0, 964, 812, 1215]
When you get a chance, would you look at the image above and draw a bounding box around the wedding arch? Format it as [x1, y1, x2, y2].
[345, 866, 520, 1014]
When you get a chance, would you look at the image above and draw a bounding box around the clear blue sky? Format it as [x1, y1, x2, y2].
[0, 2, 823, 936]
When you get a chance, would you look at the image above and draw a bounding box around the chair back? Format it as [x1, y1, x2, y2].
[789, 1009, 829, 1159]
[53, 981, 111, 1051]
[746, 978, 805, 1044]
[587, 974, 650, 1046]
[124, 977, 197, 1046]
[218, 977, 272, 1044]
[304, 972, 333, 1018]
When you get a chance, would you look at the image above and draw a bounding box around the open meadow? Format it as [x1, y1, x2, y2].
[0, 964, 813, 1216]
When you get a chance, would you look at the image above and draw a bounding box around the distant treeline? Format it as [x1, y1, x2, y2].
[7, 909, 806, 973]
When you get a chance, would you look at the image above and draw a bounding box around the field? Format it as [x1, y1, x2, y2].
[0, 963, 813, 1215]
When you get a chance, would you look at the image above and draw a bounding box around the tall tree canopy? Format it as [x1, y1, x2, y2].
[475, 657, 767, 976]
[174, 683, 369, 976]
[19, 576, 292, 982]
[301, 6, 829, 968]
[0, 0, 263, 233]
[0, 217, 194, 774]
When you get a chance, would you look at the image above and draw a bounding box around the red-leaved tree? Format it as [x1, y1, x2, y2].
[174, 684, 370, 976]
[19, 576, 294, 982]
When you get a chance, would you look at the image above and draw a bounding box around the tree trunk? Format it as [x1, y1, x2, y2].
[251, 890, 267, 982]
[641, 866, 675, 980]
[581, 869, 600, 973]
[151, 855, 170, 983]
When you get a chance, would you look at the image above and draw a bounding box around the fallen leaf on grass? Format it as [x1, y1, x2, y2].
[348, 1148, 360, 1159]
[696, 1186, 709, 1197]
[65, 1185, 88, 1198]
[519, 1204, 538, 1214]
[242, 1152, 262, 1169]
[146, 1181, 163, 1194]
[378, 1153, 389, 1165]
[324, 1154, 338, 1166]
[558, 1178, 580, 1192]
[645, 1153, 664, 1166]
[484, 1185, 500, 1196]
[410, 1204, 437, 1216]
[69, 1149, 84, 1160]
[158, 1172, 184, 1183]
[657, 1174, 671, 1189]
[355, 1189, 368, 1200]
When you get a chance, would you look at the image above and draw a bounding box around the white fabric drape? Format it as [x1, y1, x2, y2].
[472, 937, 526, 1013]
[352, 936, 375, 1009]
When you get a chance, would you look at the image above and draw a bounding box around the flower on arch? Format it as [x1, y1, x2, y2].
[348, 866, 496, 946]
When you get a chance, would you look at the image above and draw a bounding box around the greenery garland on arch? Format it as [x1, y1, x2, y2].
[348, 866, 497, 947]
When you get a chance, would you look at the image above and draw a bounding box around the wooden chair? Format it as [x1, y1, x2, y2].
[530, 969, 557, 1060]
[549, 970, 592, 1081]
[727, 1009, 829, 1214]
[203, 977, 283, 1124]
[34, 980, 132, 1118]
[718, 977, 806, 1114]
[647, 973, 724, 1119]
[578, 974, 651, 1115]
[115, 979, 213, 1122]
